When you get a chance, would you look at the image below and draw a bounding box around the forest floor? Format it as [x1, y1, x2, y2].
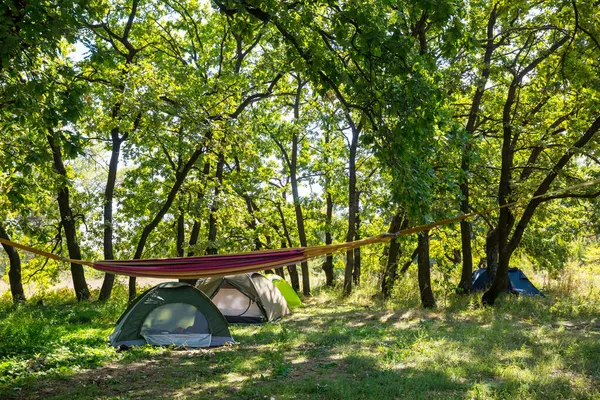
[0, 280, 599, 399]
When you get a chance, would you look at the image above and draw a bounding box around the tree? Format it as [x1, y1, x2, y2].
[103, 3, 287, 299]
[79, 0, 148, 301]
[417, 230, 436, 308]
[0, 224, 25, 302]
[1, 0, 95, 301]
[269, 76, 312, 296]
[455, 3, 498, 294]
[47, 126, 91, 301]
[230, 0, 462, 297]
[381, 212, 406, 299]
[468, 2, 600, 304]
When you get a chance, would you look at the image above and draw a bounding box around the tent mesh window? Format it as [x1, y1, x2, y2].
[211, 288, 262, 318]
[141, 303, 210, 335]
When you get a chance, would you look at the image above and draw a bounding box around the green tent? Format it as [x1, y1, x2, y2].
[109, 282, 233, 348]
[266, 274, 302, 308]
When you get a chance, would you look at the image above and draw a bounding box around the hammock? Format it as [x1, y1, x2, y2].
[0, 233, 392, 279]
[92, 234, 388, 279]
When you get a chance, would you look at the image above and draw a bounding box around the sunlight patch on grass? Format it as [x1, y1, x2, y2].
[2, 276, 600, 399]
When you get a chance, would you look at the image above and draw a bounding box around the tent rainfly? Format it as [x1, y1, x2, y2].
[265, 274, 302, 308]
[110, 282, 233, 348]
[197, 273, 291, 323]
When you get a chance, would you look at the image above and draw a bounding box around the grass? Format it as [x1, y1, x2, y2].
[0, 268, 599, 399]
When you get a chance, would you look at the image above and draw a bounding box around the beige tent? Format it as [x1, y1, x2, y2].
[197, 273, 291, 323]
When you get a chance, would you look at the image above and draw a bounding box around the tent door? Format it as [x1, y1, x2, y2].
[212, 288, 263, 319]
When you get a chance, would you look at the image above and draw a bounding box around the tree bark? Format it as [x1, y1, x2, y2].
[400, 246, 419, 275]
[321, 128, 335, 286]
[99, 114, 133, 301]
[343, 124, 360, 296]
[0, 224, 26, 303]
[322, 191, 334, 286]
[47, 131, 90, 301]
[245, 197, 262, 251]
[233, 155, 264, 252]
[457, 197, 473, 293]
[352, 211, 361, 286]
[485, 228, 499, 281]
[206, 153, 225, 255]
[176, 211, 185, 257]
[188, 161, 211, 257]
[281, 240, 299, 290]
[381, 213, 405, 299]
[275, 267, 285, 278]
[275, 203, 300, 291]
[176, 211, 196, 285]
[417, 231, 436, 308]
[289, 80, 310, 296]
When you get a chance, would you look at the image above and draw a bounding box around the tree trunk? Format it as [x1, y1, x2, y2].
[206, 153, 225, 255]
[188, 161, 211, 257]
[352, 211, 361, 286]
[275, 267, 285, 278]
[343, 124, 360, 296]
[99, 120, 131, 301]
[47, 131, 90, 301]
[188, 220, 201, 255]
[176, 211, 185, 257]
[381, 213, 405, 299]
[482, 235, 510, 306]
[245, 197, 262, 251]
[282, 240, 299, 291]
[176, 211, 196, 285]
[485, 228, 499, 281]
[234, 156, 264, 252]
[275, 203, 300, 291]
[400, 246, 419, 275]
[482, 109, 515, 305]
[483, 33, 570, 306]
[457, 6, 497, 295]
[0, 224, 26, 303]
[417, 231, 435, 308]
[288, 80, 310, 296]
[322, 191, 334, 286]
[457, 179, 473, 293]
[322, 129, 334, 286]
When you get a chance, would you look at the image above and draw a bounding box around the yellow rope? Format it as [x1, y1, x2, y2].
[0, 177, 598, 270]
[0, 237, 94, 267]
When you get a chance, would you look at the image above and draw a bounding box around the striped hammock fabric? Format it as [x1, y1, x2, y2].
[92, 235, 390, 279]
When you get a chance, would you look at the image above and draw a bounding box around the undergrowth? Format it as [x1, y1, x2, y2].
[0, 261, 598, 399]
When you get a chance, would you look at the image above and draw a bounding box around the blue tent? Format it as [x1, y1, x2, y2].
[472, 268, 544, 297]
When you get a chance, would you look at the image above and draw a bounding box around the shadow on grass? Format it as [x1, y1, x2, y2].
[1, 298, 599, 399]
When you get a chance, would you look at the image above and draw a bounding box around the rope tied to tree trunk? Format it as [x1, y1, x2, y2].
[0, 177, 598, 277]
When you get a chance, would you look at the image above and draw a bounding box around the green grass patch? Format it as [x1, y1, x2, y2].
[0, 281, 599, 399]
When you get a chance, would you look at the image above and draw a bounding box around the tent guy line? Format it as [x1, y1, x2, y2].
[1, 177, 599, 278]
